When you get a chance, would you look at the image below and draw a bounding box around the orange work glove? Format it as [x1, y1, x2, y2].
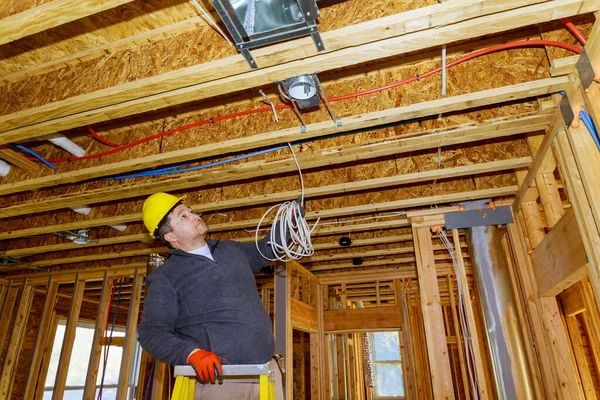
[187, 349, 224, 383]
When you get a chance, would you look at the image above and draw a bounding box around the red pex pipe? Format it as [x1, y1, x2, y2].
[33, 40, 582, 164]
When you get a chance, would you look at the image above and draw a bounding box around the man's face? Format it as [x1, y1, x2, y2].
[164, 204, 208, 248]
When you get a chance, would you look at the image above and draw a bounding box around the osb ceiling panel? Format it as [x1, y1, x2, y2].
[0, 0, 595, 288]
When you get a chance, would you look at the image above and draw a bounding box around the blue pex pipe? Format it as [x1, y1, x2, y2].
[580, 109, 600, 151]
[13, 144, 57, 170]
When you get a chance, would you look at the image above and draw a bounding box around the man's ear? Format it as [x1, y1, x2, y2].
[164, 231, 178, 246]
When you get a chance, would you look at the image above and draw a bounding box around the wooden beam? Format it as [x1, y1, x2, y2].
[83, 272, 113, 400]
[117, 269, 143, 399]
[23, 278, 59, 400]
[18, 247, 165, 269]
[304, 242, 467, 263]
[323, 306, 402, 333]
[0, 88, 555, 200]
[0, 146, 39, 171]
[0, 282, 33, 399]
[413, 227, 455, 399]
[3, 186, 517, 253]
[0, 0, 556, 136]
[1, 147, 531, 217]
[0, 0, 135, 46]
[291, 299, 318, 333]
[0, 0, 592, 143]
[513, 113, 563, 206]
[532, 208, 588, 296]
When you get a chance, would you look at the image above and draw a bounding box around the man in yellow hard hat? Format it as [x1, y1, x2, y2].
[138, 192, 284, 399]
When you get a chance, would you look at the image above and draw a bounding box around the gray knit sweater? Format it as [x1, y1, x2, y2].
[138, 237, 275, 366]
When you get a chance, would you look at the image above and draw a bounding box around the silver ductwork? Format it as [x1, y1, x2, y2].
[463, 200, 534, 399]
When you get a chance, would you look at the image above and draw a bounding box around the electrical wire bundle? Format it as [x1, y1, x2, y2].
[256, 144, 319, 262]
[436, 229, 480, 399]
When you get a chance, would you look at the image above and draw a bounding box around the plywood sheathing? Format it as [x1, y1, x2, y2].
[0, 133, 528, 245]
[0, 37, 549, 200]
[0, 23, 553, 187]
[0, 0, 434, 114]
[0, 0, 211, 77]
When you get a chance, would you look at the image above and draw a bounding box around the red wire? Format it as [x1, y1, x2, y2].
[30, 40, 582, 164]
[561, 18, 587, 45]
[88, 125, 121, 147]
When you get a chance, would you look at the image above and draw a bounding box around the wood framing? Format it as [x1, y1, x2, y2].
[531, 208, 588, 296]
[51, 276, 85, 400]
[23, 278, 59, 400]
[0, 282, 33, 399]
[323, 307, 402, 333]
[412, 227, 455, 399]
[82, 272, 113, 400]
[0, 0, 135, 46]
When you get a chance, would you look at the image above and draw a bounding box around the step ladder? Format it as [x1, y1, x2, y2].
[171, 363, 276, 400]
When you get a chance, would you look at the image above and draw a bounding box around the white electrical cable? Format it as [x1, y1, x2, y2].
[436, 230, 480, 399]
[255, 144, 319, 262]
[190, 0, 234, 46]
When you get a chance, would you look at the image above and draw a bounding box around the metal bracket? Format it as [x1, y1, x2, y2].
[576, 49, 595, 90]
[559, 92, 576, 128]
[313, 74, 342, 127]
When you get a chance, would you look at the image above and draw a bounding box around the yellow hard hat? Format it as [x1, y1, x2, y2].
[142, 192, 186, 238]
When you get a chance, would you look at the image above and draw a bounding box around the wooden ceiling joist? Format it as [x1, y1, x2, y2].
[0, 154, 531, 219]
[0, 0, 136, 46]
[0, 0, 562, 140]
[0, 83, 556, 198]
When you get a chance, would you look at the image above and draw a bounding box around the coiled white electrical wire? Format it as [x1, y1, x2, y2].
[255, 144, 319, 262]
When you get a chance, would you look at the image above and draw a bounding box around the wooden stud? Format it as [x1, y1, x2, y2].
[151, 360, 167, 400]
[565, 315, 597, 399]
[447, 276, 470, 400]
[35, 314, 58, 400]
[451, 229, 489, 399]
[0, 284, 18, 354]
[0, 282, 33, 399]
[413, 227, 455, 399]
[83, 272, 113, 400]
[52, 275, 86, 400]
[117, 270, 143, 399]
[23, 278, 59, 400]
[2, 151, 530, 217]
[539, 296, 580, 398]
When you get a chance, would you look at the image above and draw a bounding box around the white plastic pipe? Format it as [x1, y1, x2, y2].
[110, 225, 127, 232]
[48, 135, 86, 157]
[0, 159, 11, 177]
[70, 205, 92, 215]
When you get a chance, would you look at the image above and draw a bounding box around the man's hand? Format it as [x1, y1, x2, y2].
[187, 349, 223, 383]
